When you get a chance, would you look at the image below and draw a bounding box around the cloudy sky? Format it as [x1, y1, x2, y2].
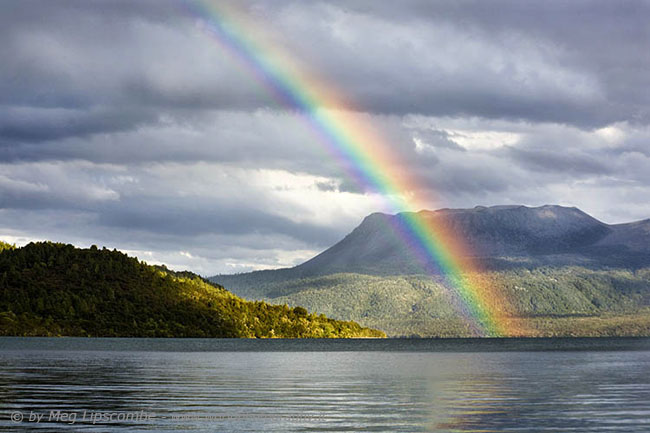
[1, 0, 649, 275]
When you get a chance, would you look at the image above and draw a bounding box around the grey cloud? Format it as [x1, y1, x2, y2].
[0, 161, 342, 247]
[413, 153, 515, 197]
[413, 129, 466, 152]
[315, 180, 338, 192]
[268, 0, 645, 127]
[0, 110, 328, 169]
[2, 0, 647, 131]
[0, 106, 158, 143]
[504, 146, 611, 176]
[0, 207, 322, 274]
[0, 0, 275, 116]
[94, 197, 341, 246]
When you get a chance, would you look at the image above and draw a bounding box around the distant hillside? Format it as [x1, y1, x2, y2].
[211, 205, 650, 337]
[0, 242, 384, 338]
[234, 269, 650, 337]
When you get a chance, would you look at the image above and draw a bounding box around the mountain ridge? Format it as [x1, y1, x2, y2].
[214, 205, 650, 284]
[210, 205, 650, 337]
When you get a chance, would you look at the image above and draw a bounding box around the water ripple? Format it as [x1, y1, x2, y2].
[0, 339, 649, 432]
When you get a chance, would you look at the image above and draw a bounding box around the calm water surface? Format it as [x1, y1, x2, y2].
[1, 337, 649, 432]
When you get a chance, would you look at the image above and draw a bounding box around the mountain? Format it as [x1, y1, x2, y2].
[217, 205, 650, 284]
[292, 205, 650, 273]
[0, 242, 384, 338]
[596, 218, 650, 252]
[211, 205, 650, 337]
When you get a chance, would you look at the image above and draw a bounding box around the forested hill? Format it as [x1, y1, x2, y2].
[0, 241, 384, 338]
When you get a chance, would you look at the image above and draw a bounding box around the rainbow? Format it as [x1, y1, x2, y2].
[182, 0, 522, 336]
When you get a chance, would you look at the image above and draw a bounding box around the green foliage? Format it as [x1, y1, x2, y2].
[0, 242, 384, 338]
[513, 309, 650, 337]
[0, 241, 16, 252]
[220, 269, 650, 337]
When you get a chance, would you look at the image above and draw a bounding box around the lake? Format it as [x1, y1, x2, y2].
[1, 337, 649, 432]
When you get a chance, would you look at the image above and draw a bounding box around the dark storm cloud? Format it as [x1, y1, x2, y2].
[2, 0, 648, 131]
[267, 0, 650, 127]
[0, 106, 158, 143]
[338, 0, 650, 119]
[0, 0, 276, 134]
[94, 197, 341, 245]
[410, 151, 514, 197]
[504, 146, 612, 176]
